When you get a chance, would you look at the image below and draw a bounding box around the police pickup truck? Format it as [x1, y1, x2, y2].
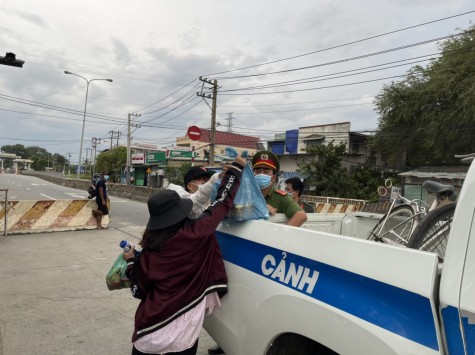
[204, 162, 475, 354]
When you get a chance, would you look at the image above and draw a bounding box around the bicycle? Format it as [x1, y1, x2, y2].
[406, 153, 475, 261]
[368, 180, 456, 247]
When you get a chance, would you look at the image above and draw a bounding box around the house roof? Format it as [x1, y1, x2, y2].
[398, 165, 470, 179]
[199, 129, 261, 150]
[303, 134, 325, 140]
[280, 171, 306, 179]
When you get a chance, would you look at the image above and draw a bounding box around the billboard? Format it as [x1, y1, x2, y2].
[146, 151, 166, 164]
[167, 150, 195, 158]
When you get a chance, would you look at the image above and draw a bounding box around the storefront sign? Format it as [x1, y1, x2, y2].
[146, 151, 166, 164]
[131, 153, 144, 164]
[167, 150, 195, 158]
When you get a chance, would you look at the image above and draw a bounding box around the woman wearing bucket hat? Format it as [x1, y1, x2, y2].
[124, 155, 246, 355]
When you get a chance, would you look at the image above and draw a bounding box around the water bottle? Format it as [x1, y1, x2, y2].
[120, 240, 140, 257]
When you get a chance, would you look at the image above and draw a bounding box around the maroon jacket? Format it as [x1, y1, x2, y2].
[126, 163, 242, 341]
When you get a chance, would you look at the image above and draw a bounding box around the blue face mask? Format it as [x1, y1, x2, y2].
[254, 174, 272, 189]
[104, 175, 110, 181]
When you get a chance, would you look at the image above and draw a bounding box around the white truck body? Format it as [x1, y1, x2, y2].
[204, 162, 475, 354]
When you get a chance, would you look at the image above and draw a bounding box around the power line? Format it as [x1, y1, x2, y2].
[204, 10, 475, 77]
[217, 34, 458, 82]
[220, 74, 406, 96]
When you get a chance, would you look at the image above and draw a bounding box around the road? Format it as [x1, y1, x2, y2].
[0, 173, 149, 238]
[0, 174, 219, 355]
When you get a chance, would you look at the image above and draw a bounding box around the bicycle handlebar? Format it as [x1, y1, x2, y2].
[455, 152, 475, 164]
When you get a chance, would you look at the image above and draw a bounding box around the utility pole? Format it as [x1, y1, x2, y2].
[127, 113, 141, 184]
[197, 77, 218, 165]
[85, 148, 91, 175]
[116, 131, 121, 148]
[66, 153, 72, 176]
[109, 131, 121, 149]
[91, 137, 101, 175]
[225, 112, 234, 133]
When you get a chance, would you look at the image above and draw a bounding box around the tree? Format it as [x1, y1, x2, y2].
[1, 144, 29, 159]
[298, 142, 354, 197]
[164, 162, 192, 186]
[298, 141, 393, 201]
[371, 25, 475, 168]
[95, 147, 127, 182]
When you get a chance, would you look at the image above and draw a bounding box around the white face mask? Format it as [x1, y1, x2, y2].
[254, 174, 272, 189]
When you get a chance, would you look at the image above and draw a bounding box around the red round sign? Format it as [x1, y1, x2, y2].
[187, 126, 201, 141]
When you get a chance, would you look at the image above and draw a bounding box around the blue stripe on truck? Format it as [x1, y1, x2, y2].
[217, 231, 439, 351]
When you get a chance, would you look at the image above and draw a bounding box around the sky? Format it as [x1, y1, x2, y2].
[0, 0, 474, 164]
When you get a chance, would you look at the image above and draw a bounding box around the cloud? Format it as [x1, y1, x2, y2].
[7, 9, 48, 28]
[110, 37, 134, 67]
[180, 19, 202, 49]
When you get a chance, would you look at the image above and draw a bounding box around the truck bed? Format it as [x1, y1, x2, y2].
[205, 213, 442, 355]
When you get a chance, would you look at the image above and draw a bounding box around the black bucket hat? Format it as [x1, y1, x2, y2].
[146, 190, 193, 230]
[184, 166, 214, 189]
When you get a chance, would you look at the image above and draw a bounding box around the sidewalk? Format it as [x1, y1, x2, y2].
[0, 228, 215, 355]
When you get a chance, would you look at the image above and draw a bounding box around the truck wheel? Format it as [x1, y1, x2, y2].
[407, 202, 456, 262]
[368, 204, 416, 245]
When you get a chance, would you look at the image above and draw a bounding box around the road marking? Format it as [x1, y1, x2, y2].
[26, 187, 31, 190]
[65, 193, 87, 199]
[40, 193, 56, 200]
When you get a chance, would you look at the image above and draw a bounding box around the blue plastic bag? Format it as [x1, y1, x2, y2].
[212, 164, 269, 221]
[224, 146, 248, 158]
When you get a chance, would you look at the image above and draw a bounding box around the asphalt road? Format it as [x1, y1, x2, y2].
[0, 173, 219, 355]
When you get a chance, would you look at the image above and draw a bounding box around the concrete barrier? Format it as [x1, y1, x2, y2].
[314, 202, 364, 213]
[0, 199, 109, 235]
[21, 171, 161, 202]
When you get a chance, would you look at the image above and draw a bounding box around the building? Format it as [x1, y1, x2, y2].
[398, 165, 469, 202]
[174, 128, 263, 166]
[267, 122, 371, 179]
[128, 128, 263, 187]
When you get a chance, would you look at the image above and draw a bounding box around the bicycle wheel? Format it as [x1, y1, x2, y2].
[407, 202, 456, 262]
[368, 204, 417, 245]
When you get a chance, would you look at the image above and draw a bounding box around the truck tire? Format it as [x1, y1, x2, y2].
[266, 333, 337, 355]
[406, 202, 456, 262]
[368, 204, 416, 245]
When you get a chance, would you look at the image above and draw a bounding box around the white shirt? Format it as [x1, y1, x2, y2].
[133, 293, 221, 354]
[167, 173, 220, 219]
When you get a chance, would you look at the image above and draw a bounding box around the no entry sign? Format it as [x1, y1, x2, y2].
[187, 126, 201, 141]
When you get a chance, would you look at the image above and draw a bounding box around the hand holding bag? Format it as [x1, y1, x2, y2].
[212, 164, 269, 221]
[106, 253, 130, 290]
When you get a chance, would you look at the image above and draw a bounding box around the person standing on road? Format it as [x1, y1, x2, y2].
[88, 173, 100, 199]
[285, 177, 315, 213]
[124, 155, 246, 355]
[91, 172, 109, 229]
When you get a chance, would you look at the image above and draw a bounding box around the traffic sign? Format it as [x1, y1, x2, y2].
[377, 186, 388, 196]
[187, 126, 201, 141]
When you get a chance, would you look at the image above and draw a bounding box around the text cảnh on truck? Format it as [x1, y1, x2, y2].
[204, 162, 475, 354]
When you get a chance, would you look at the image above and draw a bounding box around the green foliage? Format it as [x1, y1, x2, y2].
[1, 144, 29, 159]
[298, 142, 352, 197]
[371, 25, 475, 168]
[298, 141, 392, 202]
[1, 144, 66, 171]
[95, 147, 127, 182]
[164, 162, 192, 186]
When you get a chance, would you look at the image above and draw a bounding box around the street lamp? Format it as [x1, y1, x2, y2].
[64, 71, 113, 180]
